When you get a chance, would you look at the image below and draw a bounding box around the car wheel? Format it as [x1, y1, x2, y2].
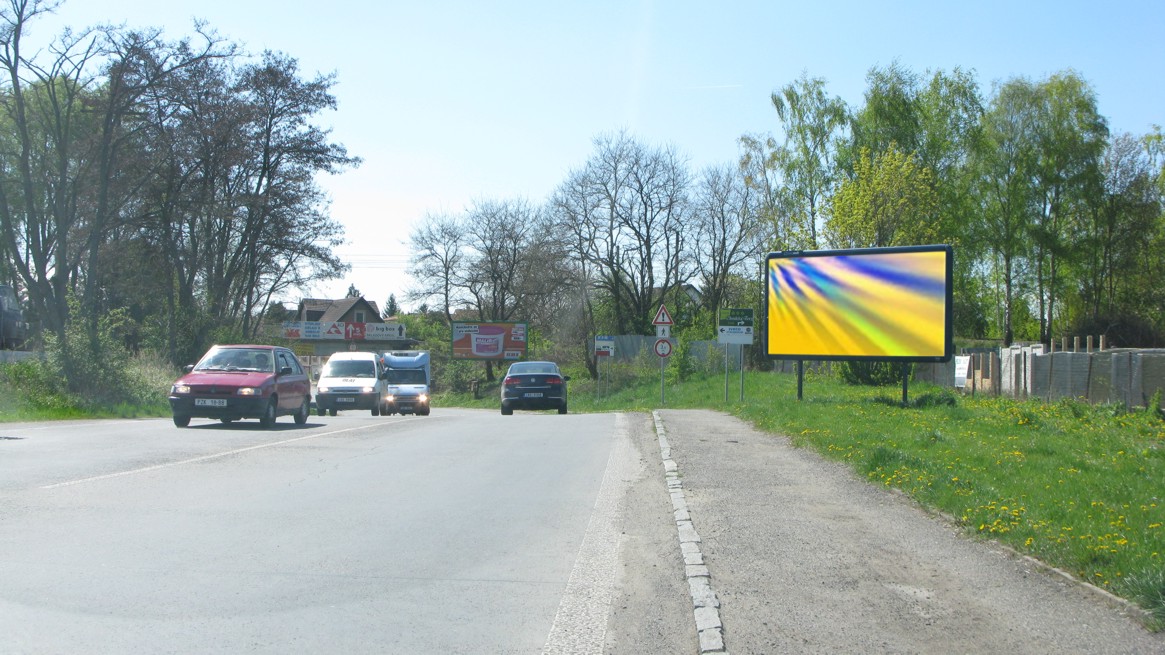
[259, 398, 277, 429]
[317, 406, 326, 416]
[173, 415, 190, 428]
[329, 408, 337, 417]
[420, 406, 430, 416]
[371, 404, 380, 417]
[294, 397, 309, 425]
[501, 404, 513, 415]
[558, 403, 568, 415]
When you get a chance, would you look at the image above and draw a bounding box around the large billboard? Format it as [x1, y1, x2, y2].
[765, 245, 953, 362]
[451, 322, 528, 360]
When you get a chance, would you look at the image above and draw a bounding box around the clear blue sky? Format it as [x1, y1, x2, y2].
[34, 0, 1165, 311]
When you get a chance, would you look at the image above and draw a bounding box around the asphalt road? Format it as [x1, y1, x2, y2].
[1, 408, 1161, 654]
[0, 409, 644, 654]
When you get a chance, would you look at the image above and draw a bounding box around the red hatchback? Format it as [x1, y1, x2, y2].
[169, 345, 311, 428]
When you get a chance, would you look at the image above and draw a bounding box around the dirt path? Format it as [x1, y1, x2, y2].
[643, 409, 1163, 654]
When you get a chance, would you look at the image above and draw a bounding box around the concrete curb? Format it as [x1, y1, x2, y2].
[652, 410, 727, 654]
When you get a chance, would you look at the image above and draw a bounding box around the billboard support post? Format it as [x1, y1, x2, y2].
[901, 362, 910, 406]
[797, 360, 804, 401]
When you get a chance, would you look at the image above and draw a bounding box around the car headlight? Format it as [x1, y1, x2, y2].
[318, 386, 330, 393]
[418, 394, 428, 403]
[172, 384, 190, 394]
[385, 394, 395, 402]
[237, 387, 258, 396]
[361, 386, 375, 393]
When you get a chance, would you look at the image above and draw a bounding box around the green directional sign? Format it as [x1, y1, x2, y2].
[718, 308, 754, 345]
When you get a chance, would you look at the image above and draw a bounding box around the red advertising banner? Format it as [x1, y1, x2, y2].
[451, 322, 527, 360]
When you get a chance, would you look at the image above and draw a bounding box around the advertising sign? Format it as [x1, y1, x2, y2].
[765, 245, 953, 362]
[452, 322, 528, 360]
[282, 321, 406, 341]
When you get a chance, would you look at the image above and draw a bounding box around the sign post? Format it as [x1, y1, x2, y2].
[718, 308, 754, 403]
[595, 335, 615, 398]
[653, 305, 674, 404]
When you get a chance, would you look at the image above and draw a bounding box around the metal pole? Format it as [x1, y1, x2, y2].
[739, 344, 745, 402]
[660, 350, 666, 405]
[724, 342, 729, 403]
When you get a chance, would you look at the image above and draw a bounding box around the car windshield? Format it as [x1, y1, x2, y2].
[386, 368, 426, 384]
[508, 363, 559, 375]
[323, 360, 377, 378]
[194, 348, 274, 372]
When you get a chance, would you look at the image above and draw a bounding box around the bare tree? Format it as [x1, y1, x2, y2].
[559, 132, 694, 334]
[407, 210, 466, 323]
[691, 163, 764, 313]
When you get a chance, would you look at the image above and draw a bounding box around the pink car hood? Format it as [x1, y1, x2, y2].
[175, 370, 275, 388]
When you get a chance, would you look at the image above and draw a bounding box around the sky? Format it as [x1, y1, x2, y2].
[30, 0, 1165, 313]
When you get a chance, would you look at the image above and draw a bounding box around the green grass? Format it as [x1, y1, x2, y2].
[445, 367, 1165, 628]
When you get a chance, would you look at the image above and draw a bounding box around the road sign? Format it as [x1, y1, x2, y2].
[718, 308, 755, 345]
[656, 325, 671, 338]
[654, 338, 673, 358]
[653, 304, 673, 326]
[595, 335, 615, 357]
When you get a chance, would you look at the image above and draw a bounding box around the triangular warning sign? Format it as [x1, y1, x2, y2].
[652, 304, 673, 325]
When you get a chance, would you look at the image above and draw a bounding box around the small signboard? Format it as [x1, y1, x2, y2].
[654, 338, 673, 358]
[595, 335, 615, 357]
[718, 308, 755, 345]
[653, 305, 673, 326]
[656, 325, 671, 339]
[282, 321, 406, 341]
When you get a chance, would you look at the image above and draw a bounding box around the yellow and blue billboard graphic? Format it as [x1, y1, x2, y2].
[765, 245, 952, 361]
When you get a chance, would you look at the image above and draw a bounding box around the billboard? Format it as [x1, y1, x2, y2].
[765, 245, 952, 362]
[452, 322, 528, 360]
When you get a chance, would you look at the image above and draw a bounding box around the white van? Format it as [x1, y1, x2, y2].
[315, 351, 388, 416]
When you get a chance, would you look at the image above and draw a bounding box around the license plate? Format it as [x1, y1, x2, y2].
[336, 397, 355, 403]
[524, 392, 543, 398]
[195, 398, 227, 407]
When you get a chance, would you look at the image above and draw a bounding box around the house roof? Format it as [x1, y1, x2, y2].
[298, 297, 383, 323]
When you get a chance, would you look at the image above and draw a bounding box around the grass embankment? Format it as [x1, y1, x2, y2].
[441, 368, 1165, 628]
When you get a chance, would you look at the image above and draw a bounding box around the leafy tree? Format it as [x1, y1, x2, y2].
[1028, 71, 1107, 344]
[690, 163, 764, 313]
[346, 284, 360, 298]
[408, 211, 466, 323]
[972, 77, 1042, 345]
[827, 146, 939, 248]
[768, 73, 850, 249]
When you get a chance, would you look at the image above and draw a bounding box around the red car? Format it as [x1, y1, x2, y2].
[169, 345, 311, 428]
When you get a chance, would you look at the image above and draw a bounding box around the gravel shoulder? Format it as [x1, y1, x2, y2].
[654, 408, 1164, 654]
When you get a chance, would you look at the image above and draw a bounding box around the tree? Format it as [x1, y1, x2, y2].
[1028, 71, 1107, 344]
[552, 132, 693, 335]
[382, 293, 399, 319]
[768, 73, 850, 249]
[827, 146, 939, 248]
[407, 211, 466, 323]
[691, 163, 764, 313]
[973, 77, 1042, 345]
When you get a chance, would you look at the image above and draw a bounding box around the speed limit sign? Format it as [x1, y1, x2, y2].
[654, 338, 673, 358]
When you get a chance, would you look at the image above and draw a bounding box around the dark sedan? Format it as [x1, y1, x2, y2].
[500, 361, 569, 415]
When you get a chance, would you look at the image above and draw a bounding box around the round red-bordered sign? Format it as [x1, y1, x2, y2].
[654, 338, 673, 357]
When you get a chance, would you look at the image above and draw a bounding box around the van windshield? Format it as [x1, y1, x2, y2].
[324, 360, 377, 378]
[386, 369, 426, 384]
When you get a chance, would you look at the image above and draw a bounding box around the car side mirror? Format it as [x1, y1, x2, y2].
[183, 364, 194, 373]
[563, 375, 571, 381]
[280, 366, 293, 376]
[313, 371, 320, 381]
